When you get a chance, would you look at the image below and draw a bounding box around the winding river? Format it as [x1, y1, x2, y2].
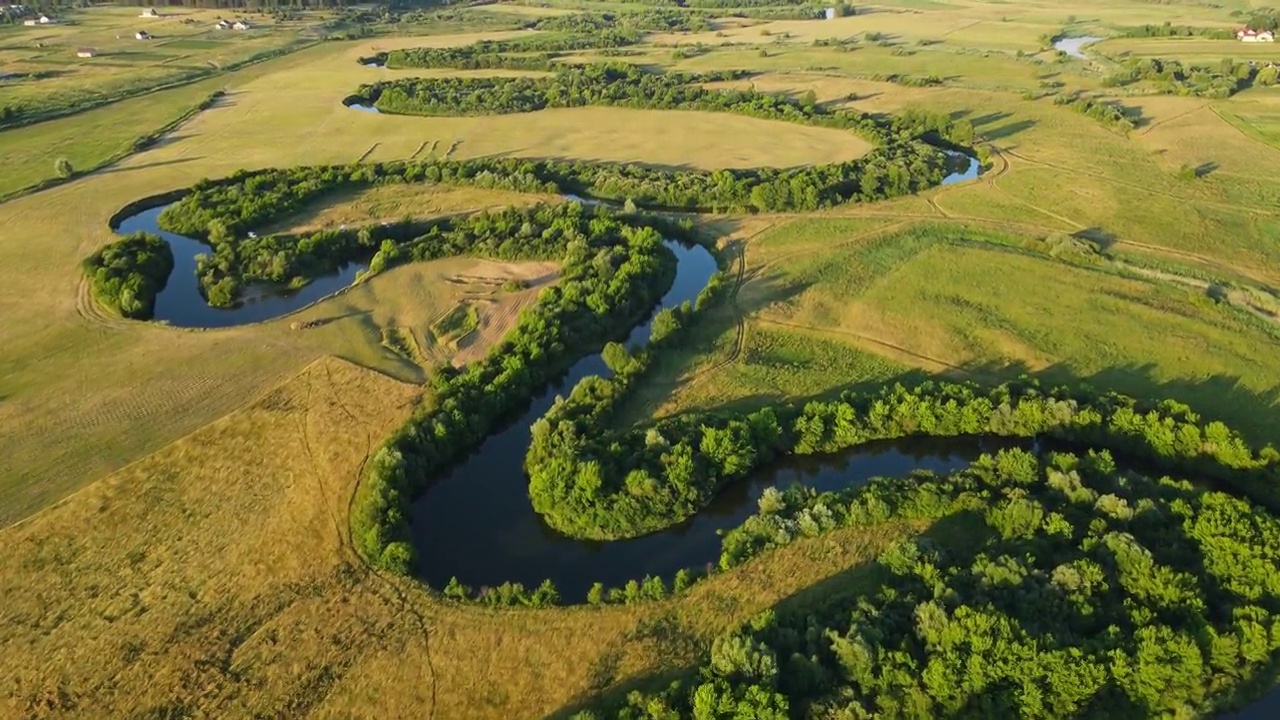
[109, 172, 1280, 716]
[111, 153, 980, 329]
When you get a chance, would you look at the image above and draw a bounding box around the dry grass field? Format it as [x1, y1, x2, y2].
[0, 356, 920, 719]
[4, 0, 1280, 716]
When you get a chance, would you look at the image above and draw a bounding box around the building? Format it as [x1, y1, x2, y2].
[24, 15, 56, 26]
[824, 6, 837, 19]
[140, 7, 159, 18]
[76, 48, 97, 58]
[232, 20, 251, 30]
[1238, 29, 1276, 42]
[135, 30, 152, 41]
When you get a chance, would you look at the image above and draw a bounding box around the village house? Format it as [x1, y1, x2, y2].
[76, 48, 97, 58]
[23, 15, 57, 26]
[1238, 28, 1277, 42]
[233, 20, 252, 30]
[215, 19, 231, 30]
[135, 30, 152, 41]
[140, 7, 159, 18]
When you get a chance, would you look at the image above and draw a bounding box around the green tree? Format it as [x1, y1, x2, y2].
[55, 157, 73, 178]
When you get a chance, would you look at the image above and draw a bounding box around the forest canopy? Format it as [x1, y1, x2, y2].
[580, 448, 1280, 719]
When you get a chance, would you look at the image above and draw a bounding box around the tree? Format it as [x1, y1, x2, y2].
[800, 89, 818, 110]
[55, 157, 73, 178]
[1247, 13, 1279, 32]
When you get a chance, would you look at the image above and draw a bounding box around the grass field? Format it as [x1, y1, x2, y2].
[4, 0, 1280, 716]
[0, 6, 317, 127]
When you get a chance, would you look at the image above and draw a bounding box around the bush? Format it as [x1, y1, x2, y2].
[82, 232, 174, 319]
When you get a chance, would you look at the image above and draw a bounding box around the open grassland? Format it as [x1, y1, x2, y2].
[1093, 37, 1280, 62]
[0, 6, 314, 123]
[0, 33, 892, 521]
[0, 356, 922, 719]
[633, 213, 1280, 444]
[4, 0, 1280, 715]
[261, 184, 563, 235]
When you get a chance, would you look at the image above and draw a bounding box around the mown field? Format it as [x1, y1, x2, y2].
[4, 0, 1280, 716]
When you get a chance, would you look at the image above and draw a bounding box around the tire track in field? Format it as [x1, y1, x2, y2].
[319, 359, 440, 720]
[1000, 148, 1280, 217]
[753, 316, 968, 374]
[1137, 102, 1210, 136]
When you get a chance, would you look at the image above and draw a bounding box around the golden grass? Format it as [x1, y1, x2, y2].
[261, 184, 562, 235]
[0, 35, 873, 520]
[6, 4, 1280, 714]
[0, 355, 918, 718]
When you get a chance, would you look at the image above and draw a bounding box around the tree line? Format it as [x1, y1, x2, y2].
[1119, 22, 1235, 39]
[81, 232, 174, 320]
[1052, 93, 1137, 133]
[580, 445, 1280, 718]
[526, 352, 1280, 540]
[157, 84, 970, 228]
[1104, 57, 1261, 99]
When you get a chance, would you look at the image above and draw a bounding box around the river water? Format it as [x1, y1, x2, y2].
[114, 204, 368, 328]
[1053, 36, 1102, 60]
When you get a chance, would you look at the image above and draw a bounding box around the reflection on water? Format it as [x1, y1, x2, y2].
[114, 204, 368, 328]
[941, 151, 980, 185]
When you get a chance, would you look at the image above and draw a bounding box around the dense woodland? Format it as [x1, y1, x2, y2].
[81, 232, 174, 319]
[581, 448, 1280, 718]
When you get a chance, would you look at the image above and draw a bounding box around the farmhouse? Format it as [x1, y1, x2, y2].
[215, 19, 231, 30]
[75, 48, 97, 58]
[135, 30, 152, 40]
[233, 20, 252, 30]
[23, 15, 57, 26]
[140, 7, 159, 18]
[1238, 29, 1276, 42]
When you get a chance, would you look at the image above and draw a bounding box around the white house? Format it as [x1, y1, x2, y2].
[140, 7, 159, 18]
[824, 6, 837, 19]
[135, 30, 152, 40]
[23, 15, 56, 26]
[76, 47, 97, 58]
[1238, 29, 1276, 42]
[232, 20, 251, 30]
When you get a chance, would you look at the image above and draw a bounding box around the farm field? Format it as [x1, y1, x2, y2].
[4, 0, 1280, 717]
[0, 6, 317, 126]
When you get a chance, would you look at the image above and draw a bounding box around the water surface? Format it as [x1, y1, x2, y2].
[941, 151, 980, 185]
[115, 205, 369, 328]
[1053, 36, 1102, 60]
